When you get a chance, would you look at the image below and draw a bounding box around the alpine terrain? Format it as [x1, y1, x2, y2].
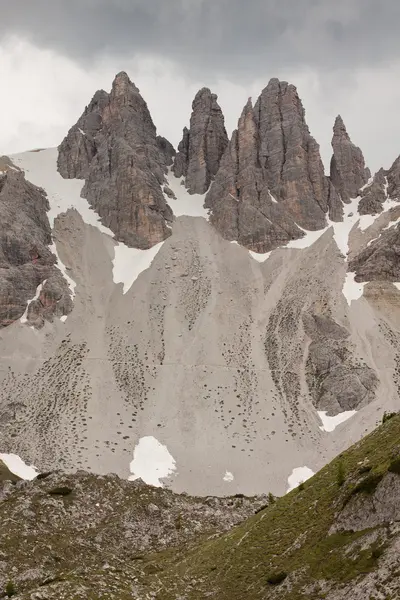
[0, 71, 400, 502]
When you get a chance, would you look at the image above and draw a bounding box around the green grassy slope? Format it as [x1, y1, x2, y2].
[148, 414, 400, 599]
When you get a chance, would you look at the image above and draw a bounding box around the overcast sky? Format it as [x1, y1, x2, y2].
[1, 0, 399, 173]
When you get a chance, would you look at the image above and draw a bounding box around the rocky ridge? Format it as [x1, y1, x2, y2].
[204, 79, 345, 252]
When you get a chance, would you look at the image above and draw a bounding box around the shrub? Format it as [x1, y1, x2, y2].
[336, 460, 346, 487]
[351, 473, 383, 496]
[48, 486, 73, 496]
[5, 581, 16, 597]
[268, 492, 276, 504]
[382, 412, 398, 424]
[254, 503, 269, 515]
[297, 481, 305, 491]
[371, 545, 385, 560]
[388, 457, 400, 475]
[267, 571, 287, 585]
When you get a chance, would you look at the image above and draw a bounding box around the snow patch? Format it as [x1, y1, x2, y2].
[287, 466, 314, 493]
[393, 283, 400, 291]
[129, 436, 176, 487]
[342, 272, 367, 305]
[0, 453, 39, 480]
[285, 225, 329, 250]
[269, 190, 278, 203]
[112, 241, 164, 294]
[318, 410, 357, 432]
[78, 128, 86, 136]
[50, 242, 77, 299]
[20, 280, 46, 323]
[249, 250, 272, 263]
[60, 315, 68, 323]
[223, 471, 234, 482]
[164, 168, 209, 218]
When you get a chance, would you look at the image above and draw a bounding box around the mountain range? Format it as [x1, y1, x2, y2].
[0, 71, 399, 499]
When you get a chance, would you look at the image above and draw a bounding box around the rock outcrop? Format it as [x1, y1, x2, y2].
[205, 79, 338, 252]
[386, 155, 400, 200]
[330, 115, 370, 203]
[304, 312, 377, 413]
[58, 72, 173, 249]
[173, 88, 228, 194]
[358, 168, 387, 215]
[349, 223, 400, 282]
[0, 170, 72, 328]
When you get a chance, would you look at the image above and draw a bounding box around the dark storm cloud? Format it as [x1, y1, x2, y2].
[0, 0, 399, 77]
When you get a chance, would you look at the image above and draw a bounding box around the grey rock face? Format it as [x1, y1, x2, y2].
[386, 155, 400, 199]
[156, 135, 176, 166]
[349, 153, 400, 277]
[58, 72, 174, 249]
[349, 223, 400, 282]
[330, 115, 370, 203]
[332, 472, 400, 533]
[0, 170, 72, 328]
[205, 79, 336, 252]
[172, 126, 189, 179]
[358, 168, 387, 215]
[304, 312, 377, 413]
[173, 88, 228, 194]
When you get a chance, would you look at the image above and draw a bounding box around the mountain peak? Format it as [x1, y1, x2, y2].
[111, 71, 140, 96]
[172, 87, 228, 193]
[330, 114, 370, 202]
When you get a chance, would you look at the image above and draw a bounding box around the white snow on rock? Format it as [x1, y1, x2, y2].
[113, 241, 164, 294]
[393, 283, 400, 291]
[318, 410, 357, 432]
[286, 466, 314, 493]
[285, 225, 330, 250]
[12, 148, 114, 235]
[129, 436, 176, 487]
[49, 241, 77, 298]
[0, 453, 39, 480]
[11, 148, 166, 296]
[223, 471, 234, 482]
[60, 315, 68, 323]
[20, 280, 46, 323]
[164, 169, 209, 218]
[342, 272, 367, 305]
[249, 250, 272, 263]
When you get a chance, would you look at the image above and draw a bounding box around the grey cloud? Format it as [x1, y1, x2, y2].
[0, 0, 399, 78]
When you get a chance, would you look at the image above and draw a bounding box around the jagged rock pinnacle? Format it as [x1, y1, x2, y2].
[173, 87, 228, 194]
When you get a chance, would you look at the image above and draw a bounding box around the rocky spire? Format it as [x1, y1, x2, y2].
[205, 78, 335, 252]
[58, 72, 173, 249]
[173, 88, 228, 194]
[330, 115, 370, 203]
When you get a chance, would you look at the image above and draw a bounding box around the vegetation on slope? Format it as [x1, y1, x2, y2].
[145, 414, 400, 599]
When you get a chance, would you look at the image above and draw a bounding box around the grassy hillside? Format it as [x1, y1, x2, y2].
[146, 413, 400, 599]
